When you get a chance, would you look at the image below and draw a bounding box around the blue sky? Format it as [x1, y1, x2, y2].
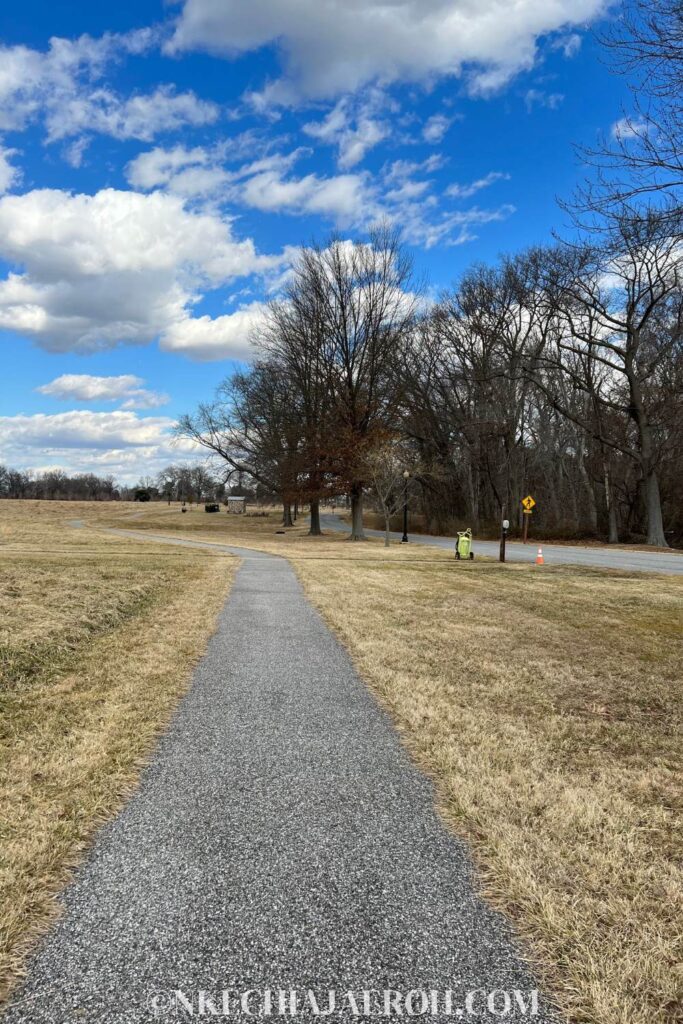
[0, 0, 632, 483]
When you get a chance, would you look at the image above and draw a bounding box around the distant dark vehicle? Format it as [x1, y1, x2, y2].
[205, 502, 220, 513]
[134, 488, 151, 502]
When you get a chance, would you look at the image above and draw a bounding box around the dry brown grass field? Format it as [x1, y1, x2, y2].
[1, 499, 681, 1024]
[0, 500, 236, 1000]
[298, 555, 682, 1024]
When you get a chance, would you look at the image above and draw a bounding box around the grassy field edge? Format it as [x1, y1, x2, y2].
[0, 531, 237, 1003]
[287, 556, 682, 1024]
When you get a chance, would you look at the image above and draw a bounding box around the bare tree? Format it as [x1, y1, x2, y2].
[255, 255, 336, 536]
[402, 254, 549, 533]
[533, 209, 683, 546]
[300, 226, 419, 540]
[575, 0, 683, 212]
[365, 443, 413, 546]
[178, 359, 307, 526]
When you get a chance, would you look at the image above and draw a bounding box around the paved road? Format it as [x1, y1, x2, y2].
[320, 514, 683, 575]
[5, 535, 552, 1023]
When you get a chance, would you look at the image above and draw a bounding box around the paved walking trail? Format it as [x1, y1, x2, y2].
[320, 514, 683, 574]
[5, 536, 553, 1023]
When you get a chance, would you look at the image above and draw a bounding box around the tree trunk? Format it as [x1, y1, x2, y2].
[349, 483, 366, 541]
[576, 440, 598, 535]
[283, 502, 293, 527]
[293, 501, 298, 522]
[309, 499, 322, 536]
[465, 457, 479, 532]
[638, 428, 668, 546]
[608, 500, 619, 544]
[384, 514, 391, 547]
[645, 469, 668, 547]
[563, 458, 580, 533]
[603, 461, 619, 544]
[629, 369, 668, 547]
[548, 463, 562, 530]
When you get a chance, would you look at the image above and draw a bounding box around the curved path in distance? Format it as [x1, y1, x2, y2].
[320, 514, 683, 575]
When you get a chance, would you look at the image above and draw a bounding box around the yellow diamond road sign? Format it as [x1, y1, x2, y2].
[521, 495, 536, 511]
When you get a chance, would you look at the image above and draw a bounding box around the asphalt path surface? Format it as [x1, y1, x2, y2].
[5, 532, 553, 1023]
[320, 514, 683, 575]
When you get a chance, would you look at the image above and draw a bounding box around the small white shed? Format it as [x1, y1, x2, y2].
[227, 495, 247, 514]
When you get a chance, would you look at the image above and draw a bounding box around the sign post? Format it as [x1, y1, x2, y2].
[521, 495, 536, 543]
[500, 518, 509, 562]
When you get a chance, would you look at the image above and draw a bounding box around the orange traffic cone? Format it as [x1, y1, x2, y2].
[536, 546, 544, 565]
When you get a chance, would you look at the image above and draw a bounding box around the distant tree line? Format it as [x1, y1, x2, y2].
[151, 464, 260, 504]
[0, 466, 120, 501]
[180, 1, 683, 547]
[0, 463, 252, 505]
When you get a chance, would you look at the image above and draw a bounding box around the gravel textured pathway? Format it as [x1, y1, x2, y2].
[5, 538, 553, 1023]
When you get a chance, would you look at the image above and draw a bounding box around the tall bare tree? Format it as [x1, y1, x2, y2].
[255, 255, 335, 536]
[300, 226, 419, 539]
[577, 0, 683, 212]
[178, 358, 306, 526]
[533, 208, 682, 546]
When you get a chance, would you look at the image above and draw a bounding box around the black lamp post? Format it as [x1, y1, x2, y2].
[401, 469, 410, 543]
[500, 518, 510, 562]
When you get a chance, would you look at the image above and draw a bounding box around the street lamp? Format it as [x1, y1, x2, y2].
[401, 470, 410, 543]
[500, 517, 510, 563]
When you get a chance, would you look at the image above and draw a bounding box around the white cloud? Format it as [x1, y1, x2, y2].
[62, 136, 90, 168]
[45, 85, 218, 143]
[241, 166, 371, 222]
[0, 409, 201, 483]
[126, 144, 232, 197]
[0, 32, 217, 147]
[125, 142, 513, 248]
[398, 203, 515, 249]
[552, 33, 581, 58]
[384, 179, 431, 202]
[524, 88, 564, 111]
[128, 144, 374, 223]
[384, 155, 446, 181]
[0, 410, 175, 450]
[0, 187, 286, 354]
[446, 171, 510, 199]
[0, 145, 20, 194]
[126, 146, 293, 199]
[37, 373, 169, 409]
[0, 32, 147, 131]
[160, 302, 269, 361]
[127, 144, 211, 187]
[167, 0, 606, 103]
[241, 161, 514, 245]
[422, 114, 452, 144]
[304, 93, 390, 168]
[374, 155, 514, 247]
[611, 116, 648, 141]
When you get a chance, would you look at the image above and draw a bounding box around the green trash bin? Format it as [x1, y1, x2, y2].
[455, 528, 474, 560]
